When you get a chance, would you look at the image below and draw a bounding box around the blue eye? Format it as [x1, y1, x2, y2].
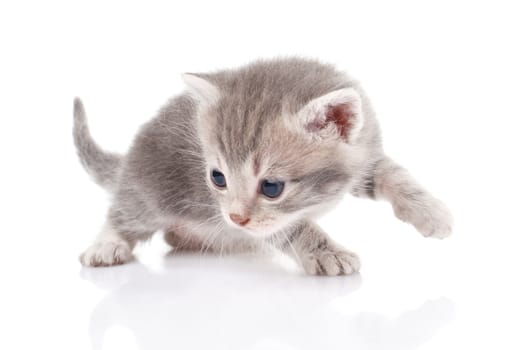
[211, 169, 227, 188]
[261, 180, 285, 198]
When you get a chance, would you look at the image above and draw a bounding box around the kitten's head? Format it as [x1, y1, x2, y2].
[183, 59, 366, 237]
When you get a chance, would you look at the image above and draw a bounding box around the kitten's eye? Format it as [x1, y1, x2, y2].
[261, 180, 285, 198]
[211, 169, 227, 188]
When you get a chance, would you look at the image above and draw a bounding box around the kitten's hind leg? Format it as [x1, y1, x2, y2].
[164, 224, 262, 255]
[276, 220, 360, 276]
[354, 156, 453, 238]
[164, 228, 213, 253]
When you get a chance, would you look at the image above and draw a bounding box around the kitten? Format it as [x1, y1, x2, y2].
[74, 57, 452, 275]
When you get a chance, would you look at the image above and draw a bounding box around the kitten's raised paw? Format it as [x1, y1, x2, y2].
[301, 247, 361, 276]
[394, 196, 453, 239]
[80, 241, 133, 267]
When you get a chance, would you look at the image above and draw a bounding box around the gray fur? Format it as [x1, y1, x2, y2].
[73, 98, 122, 191]
[74, 57, 452, 274]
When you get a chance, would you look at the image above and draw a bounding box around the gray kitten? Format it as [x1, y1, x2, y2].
[74, 57, 452, 275]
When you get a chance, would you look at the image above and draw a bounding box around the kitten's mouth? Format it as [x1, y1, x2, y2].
[225, 218, 267, 235]
[222, 211, 279, 237]
[229, 221, 256, 233]
[230, 221, 279, 238]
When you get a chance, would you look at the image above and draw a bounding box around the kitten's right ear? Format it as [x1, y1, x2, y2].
[182, 73, 220, 107]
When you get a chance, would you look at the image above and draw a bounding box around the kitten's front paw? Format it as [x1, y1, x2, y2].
[301, 247, 361, 276]
[394, 196, 453, 239]
[80, 241, 133, 267]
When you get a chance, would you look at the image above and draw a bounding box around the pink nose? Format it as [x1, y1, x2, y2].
[229, 213, 250, 226]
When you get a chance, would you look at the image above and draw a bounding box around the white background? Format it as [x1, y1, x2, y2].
[1, 1, 504, 349]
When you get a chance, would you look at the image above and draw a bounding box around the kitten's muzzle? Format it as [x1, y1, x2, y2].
[229, 213, 250, 226]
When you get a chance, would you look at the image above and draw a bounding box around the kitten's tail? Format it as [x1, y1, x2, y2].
[73, 97, 122, 191]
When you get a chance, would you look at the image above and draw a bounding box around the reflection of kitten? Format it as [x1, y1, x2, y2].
[83, 261, 453, 350]
[74, 57, 452, 275]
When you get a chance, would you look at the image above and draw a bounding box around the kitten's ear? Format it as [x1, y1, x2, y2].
[181, 73, 220, 107]
[297, 88, 363, 143]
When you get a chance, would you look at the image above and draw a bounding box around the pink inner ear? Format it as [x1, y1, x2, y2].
[326, 103, 353, 140]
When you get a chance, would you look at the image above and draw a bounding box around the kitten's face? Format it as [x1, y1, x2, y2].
[183, 73, 364, 238]
[202, 123, 355, 237]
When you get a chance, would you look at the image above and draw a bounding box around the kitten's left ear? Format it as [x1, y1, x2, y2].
[297, 88, 364, 143]
[181, 73, 220, 107]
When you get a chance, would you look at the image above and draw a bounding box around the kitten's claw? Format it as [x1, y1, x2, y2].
[301, 247, 361, 276]
[393, 196, 453, 239]
[80, 241, 133, 267]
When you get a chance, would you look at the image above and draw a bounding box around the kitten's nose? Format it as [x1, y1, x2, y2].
[229, 213, 250, 226]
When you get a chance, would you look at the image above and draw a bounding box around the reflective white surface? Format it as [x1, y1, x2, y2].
[1, 1, 505, 349]
[80, 252, 455, 350]
[3, 216, 504, 350]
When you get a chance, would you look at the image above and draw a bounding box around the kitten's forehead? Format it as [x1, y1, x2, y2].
[205, 98, 319, 171]
[197, 58, 353, 164]
[208, 100, 277, 166]
[211, 116, 344, 182]
[195, 57, 362, 180]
